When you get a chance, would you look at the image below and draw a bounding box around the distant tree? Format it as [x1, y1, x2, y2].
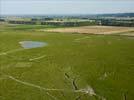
[0, 19, 5, 22]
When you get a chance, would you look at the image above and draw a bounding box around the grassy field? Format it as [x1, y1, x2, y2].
[0, 24, 134, 100]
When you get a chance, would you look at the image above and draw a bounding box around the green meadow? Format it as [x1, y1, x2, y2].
[0, 24, 134, 100]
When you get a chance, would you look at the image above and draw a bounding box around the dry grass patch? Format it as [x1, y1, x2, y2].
[42, 26, 134, 35]
[120, 32, 134, 36]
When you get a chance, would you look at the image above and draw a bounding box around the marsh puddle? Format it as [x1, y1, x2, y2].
[19, 41, 47, 49]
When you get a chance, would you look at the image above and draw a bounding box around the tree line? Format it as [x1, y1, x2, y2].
[41, 21, 97, 26]
[100, 19, 134, 27]
[8, 21, 36, 25]
[7, 20, 98, 26]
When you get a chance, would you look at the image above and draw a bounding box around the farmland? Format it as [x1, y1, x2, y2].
[44, 26, 134, 35]
[0, 24, 134, 100]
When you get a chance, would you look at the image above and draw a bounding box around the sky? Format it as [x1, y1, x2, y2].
[0, 0, 134, 15]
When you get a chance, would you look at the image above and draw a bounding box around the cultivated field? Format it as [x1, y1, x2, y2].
[0, 24, 134, 100]
[43, 26, 134, 35]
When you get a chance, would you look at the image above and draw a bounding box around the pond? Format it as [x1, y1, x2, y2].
[19, 41, 47, 49]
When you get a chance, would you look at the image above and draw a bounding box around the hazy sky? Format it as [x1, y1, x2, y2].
[1, 0, 134, 15]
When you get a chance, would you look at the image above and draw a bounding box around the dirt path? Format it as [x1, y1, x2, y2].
[6, 75, 64, 92]
[0, 48, 24, 56]
[29, 55, 46, 61]
[74, 36, 90, 41]
[3, 74, 106, 100]
[5, 74, 96, 94]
